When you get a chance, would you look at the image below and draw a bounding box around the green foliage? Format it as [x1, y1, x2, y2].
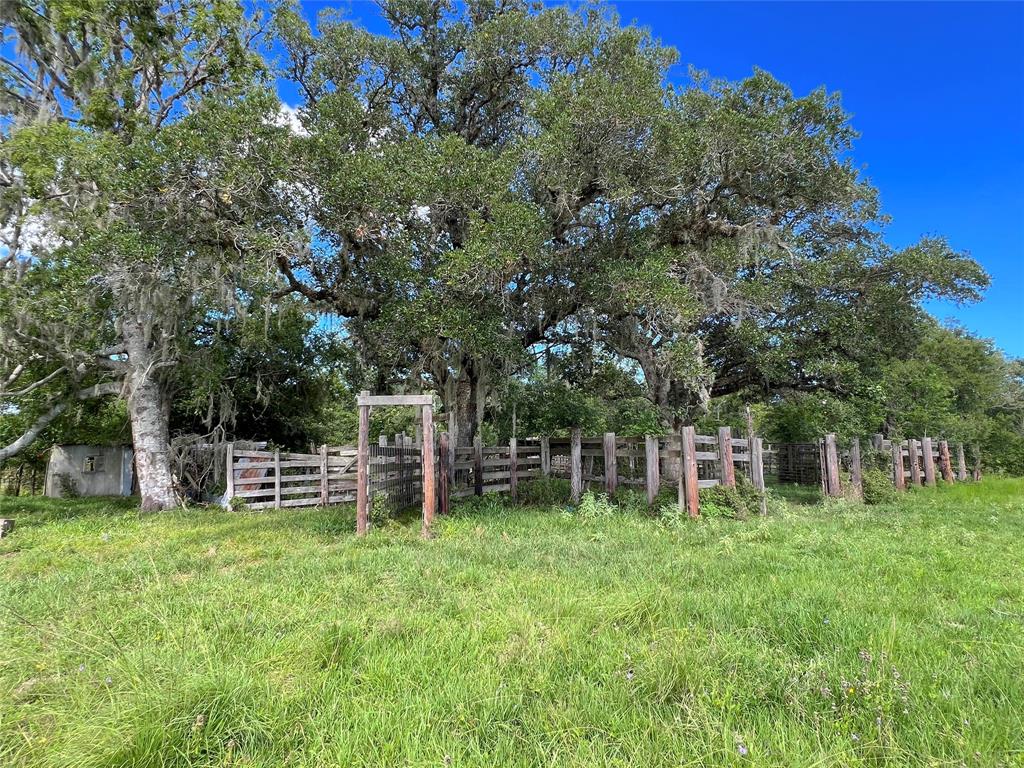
[698, 474, 773, 519]
[368, 493, 392, 528]
[517, 477, 571, 507]
[574, 491, 617, 520]
[861, 468, 899, 506]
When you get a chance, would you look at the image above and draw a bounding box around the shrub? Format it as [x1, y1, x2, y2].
[862, 468, 899, 505]
[695, 474, 783, 519]
[576, 491, 616, 519]
[369, 492, 391, 526]
[699, 484, 750, 519]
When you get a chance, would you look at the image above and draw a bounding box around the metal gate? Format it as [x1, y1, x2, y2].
[368, 440, 423, 516]
[776, 443, 823, 486]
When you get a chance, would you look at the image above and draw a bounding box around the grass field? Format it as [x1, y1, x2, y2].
[2, 479, 1023, 767]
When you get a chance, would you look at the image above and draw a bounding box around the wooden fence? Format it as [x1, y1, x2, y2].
[222, 427, 976, 527]
[225, 444, 358, 510]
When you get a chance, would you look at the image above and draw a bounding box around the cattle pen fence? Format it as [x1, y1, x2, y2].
[222, 426, 980, 535]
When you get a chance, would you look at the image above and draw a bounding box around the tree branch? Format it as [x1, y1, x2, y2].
[0, 380, 122, 462]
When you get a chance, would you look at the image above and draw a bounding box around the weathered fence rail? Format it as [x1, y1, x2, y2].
[222, 426, 977, 530]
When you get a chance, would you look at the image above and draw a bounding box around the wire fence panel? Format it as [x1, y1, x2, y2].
[369, 442, 423, 515]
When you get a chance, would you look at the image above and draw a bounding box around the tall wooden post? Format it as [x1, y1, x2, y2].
[421, 404, 436, 535]
[871, 433, 884, 452]
[680, 426, 700, 518]
[320, 444, 329, 506]
[939, 440, 954, 483]
[356, 394, 370, 535]
[752, 437, 767, 514]
[473, 435, 483, 496]
[972, 445, 982, 481]
[956, 443, 968, 481]
[745, 406, 757, 481]
[509, 437, 518, 503]
[540, 436, 551, 476]
[644, 435, 660, 505]
[891, 440, 906, 490]
[570, 428, 582, 504]
[907, 440, 922, 486]
[438, 431, 450, 515]
[225, 442, 235, 505]
[921, 436, 936, 487]
[603, 432, 618, 495]
[823, 433, 842, 497]
[273, 449, 282, 510]
[718, 426, 736, 487]
[849, 438, 863, 500]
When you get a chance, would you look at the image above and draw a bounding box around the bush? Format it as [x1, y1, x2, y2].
[695, 473, 783, 519]
[699, 484, 750, 519]
[576, 491, 616, 519]
[369, 492, 391, 526]
[862, 468, 899, 505]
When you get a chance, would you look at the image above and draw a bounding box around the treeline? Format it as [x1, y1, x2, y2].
[1, 0, 1021, 507]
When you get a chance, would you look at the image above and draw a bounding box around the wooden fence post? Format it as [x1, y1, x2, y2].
[718, 426, 736, 487]
[871, 433, 884, 452]
[273, 449, 281, 510]
[956, 443, 968, 481]
[823, 433, 842, 497]
[540, 436, 551, 476]
[603, 432, 618, 495]
[938, 440, 954, 483]
[225, 442, 235, 505]
[680, 426, 700, 518]
[907, 440, 922, 486]
[972, 445, 982, 481]
[921, 437, 936, 487]
[849, 438, 863, 500]
[644, 435, 660, 505]
[473, 435, 483, 497]
[320, 444, 329, 506]
[818, 439, 827, 496]
[356, 395, 370, 535]
[891, 440, 906, 491]
[752, 437, 767, 514]
[570, 428, 582, 504]
[438, 431, 450, 515]
[421, 404, 436, 536]
[509, 437, 518, 503]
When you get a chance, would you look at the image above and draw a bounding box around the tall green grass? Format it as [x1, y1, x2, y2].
[1, 479, 1022, 766]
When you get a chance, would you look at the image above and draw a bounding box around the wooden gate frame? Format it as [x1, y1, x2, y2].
[355, 392, 436, 537]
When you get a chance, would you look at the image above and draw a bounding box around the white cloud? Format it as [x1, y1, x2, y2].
[275, 104, 309, 137]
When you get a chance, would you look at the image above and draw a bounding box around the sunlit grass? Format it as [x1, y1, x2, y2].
[1, 478, 1022, 766]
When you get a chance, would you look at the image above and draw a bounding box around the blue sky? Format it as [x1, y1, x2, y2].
[296, 1, 1024, 357]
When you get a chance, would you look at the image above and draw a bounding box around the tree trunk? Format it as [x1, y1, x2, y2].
[452, 359, 480, 447]
[123, 324, 177, 511]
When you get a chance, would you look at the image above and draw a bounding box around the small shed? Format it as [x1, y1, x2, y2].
[44, 445, 135, 498]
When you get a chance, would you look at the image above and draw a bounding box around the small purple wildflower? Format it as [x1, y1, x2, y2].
[737, 743, 749, 757]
